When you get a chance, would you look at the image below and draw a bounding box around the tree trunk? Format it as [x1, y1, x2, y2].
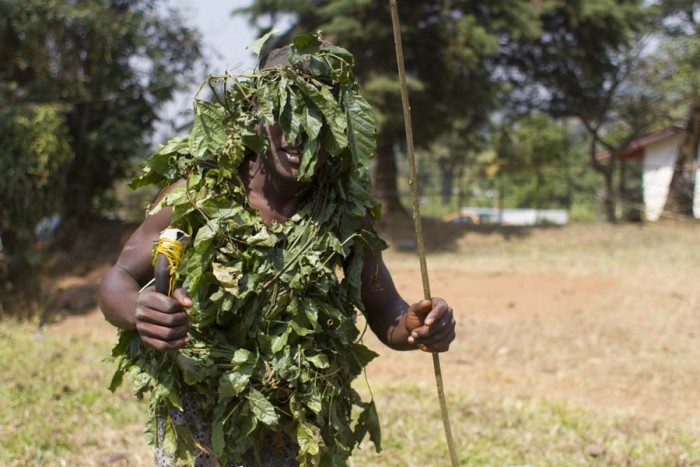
[63, 103, 95, 224]
[588, 132, 617, 223]
[373, 135, 408, 219]
[440, 166, 453, 205]
[664, 96, 700, 216]
[602, 165, 616, 223]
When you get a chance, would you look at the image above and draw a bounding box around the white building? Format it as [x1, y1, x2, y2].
[598, 127, 699, 221]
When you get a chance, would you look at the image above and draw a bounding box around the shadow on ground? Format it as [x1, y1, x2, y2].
[378, 212, 560, 252]
[39, 218, 138, 325]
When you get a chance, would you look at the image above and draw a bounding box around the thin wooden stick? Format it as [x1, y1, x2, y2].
[388, 1, 459, 466]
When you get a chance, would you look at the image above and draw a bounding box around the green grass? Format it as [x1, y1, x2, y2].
[0, 321, 148, 465]
[2, 319, 698, 466]
[351, 383, 700, 466]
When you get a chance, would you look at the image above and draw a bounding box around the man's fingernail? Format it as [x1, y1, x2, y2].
[425, 319, 433, 325]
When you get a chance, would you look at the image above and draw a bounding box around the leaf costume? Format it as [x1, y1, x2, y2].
[109, 34, 386, 466]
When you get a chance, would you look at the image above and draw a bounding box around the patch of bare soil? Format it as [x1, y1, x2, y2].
[364, 251, 700, 430]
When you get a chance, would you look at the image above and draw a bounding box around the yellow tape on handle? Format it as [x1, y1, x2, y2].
[153, 229, 190, 297]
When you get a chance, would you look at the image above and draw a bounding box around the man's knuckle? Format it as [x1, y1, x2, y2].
[166, 314, 181, 326]
[142, 336, 161, 351]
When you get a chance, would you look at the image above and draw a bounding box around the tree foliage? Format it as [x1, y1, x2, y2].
[503, 0, 659, 221]
[0, 104, 74, 303]
[493, 114, 572, 210]
[654, 1, 700, 215]
[0, 0, 203, 307]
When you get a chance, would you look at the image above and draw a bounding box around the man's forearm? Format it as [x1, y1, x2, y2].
[98, 266, 139, 330]
[370, 296, 417, 351]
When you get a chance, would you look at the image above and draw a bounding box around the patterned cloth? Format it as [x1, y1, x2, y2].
[154, 392, 299, 467]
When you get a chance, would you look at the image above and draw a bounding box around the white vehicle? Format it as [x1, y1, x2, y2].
[446, 207, 568, 226]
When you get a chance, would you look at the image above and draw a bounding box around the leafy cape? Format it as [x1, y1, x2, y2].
[110, 33, 385, 466]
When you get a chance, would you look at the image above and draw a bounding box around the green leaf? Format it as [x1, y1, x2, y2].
[296, 421, 320, 457]
[189, 101, 226, 157]
[352, 343, 379, 367]
[241, 129, 266, 155]
[256, 84, 277, 126]
[159, 136, 191, 155]
[247, 389, 279, 428]
[193, 223, 215, 249]
[297, 81, 347, 154]
[249, 30, 277, 57]
[212, 261, 241, 295]
[301, 103, 323, 140]
[247, 227, 277, 247]
[355, 400, 382, 452]
[271, 325, 291, 353]
[175, 353, 217, 385]
[232, 348, 256, 365]
[162, 415, 177, 456]
[108, 365, 125, 392]
[218, 367, 253, 399]
[211, 415, 226, 458]
[291, 33, 322, 54]
[298, 138, 320, 181]
[306, 353, 330, 369]
[305, 391, 323, 414]
[345, 92, 377, 167]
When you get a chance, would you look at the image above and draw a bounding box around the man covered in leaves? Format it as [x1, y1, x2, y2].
[99, 33, 456, 467]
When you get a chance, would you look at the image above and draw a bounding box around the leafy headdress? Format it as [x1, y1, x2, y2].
[110, 33, 385, 466]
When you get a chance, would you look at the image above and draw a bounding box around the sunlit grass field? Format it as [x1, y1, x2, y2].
[3, 321, 698, 466]
[2, 221, 699, 465]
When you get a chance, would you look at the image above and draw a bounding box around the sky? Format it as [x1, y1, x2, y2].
[171, 0, 258, 73]
[156, 1, 260, 140]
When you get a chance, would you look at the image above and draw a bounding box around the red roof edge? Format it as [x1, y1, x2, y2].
[595, 126, 685, 161]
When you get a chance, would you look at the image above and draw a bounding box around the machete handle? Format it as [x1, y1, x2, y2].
[152, 228, 190, 297]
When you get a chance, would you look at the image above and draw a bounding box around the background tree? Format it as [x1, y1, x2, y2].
[0, 0, 203, 312]
[423, 122, 486, 208]
[493, 114, 571, 212]
[0, 0, 202, 223]
[235, 0, 541, 218]
[0, 104, 73, 307]
[503, 0, 656, 222]
[657, 1, 700, 215]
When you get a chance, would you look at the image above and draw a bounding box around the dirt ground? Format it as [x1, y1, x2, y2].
[41, 220, 700, 438]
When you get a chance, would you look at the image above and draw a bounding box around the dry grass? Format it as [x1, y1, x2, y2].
[360, 221, 700, 464]
[2, 221, 699, 465]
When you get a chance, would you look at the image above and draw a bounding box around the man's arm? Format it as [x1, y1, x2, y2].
[361, 249, 456, 352]
[98, 181, 192, 351]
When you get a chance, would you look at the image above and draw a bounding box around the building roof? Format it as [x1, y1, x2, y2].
[595, 126, 685, 160]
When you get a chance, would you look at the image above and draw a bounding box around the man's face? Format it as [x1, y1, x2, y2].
[263, 122, 327, 185]
[263, 122, 303, 184]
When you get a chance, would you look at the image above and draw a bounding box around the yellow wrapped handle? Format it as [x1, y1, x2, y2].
[152, 228, 190, 297]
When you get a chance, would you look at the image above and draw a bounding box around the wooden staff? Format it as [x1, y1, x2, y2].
[388, 1, 459, 465]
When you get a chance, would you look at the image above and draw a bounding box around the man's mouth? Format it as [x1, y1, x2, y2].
[280, 146, 301, 164]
